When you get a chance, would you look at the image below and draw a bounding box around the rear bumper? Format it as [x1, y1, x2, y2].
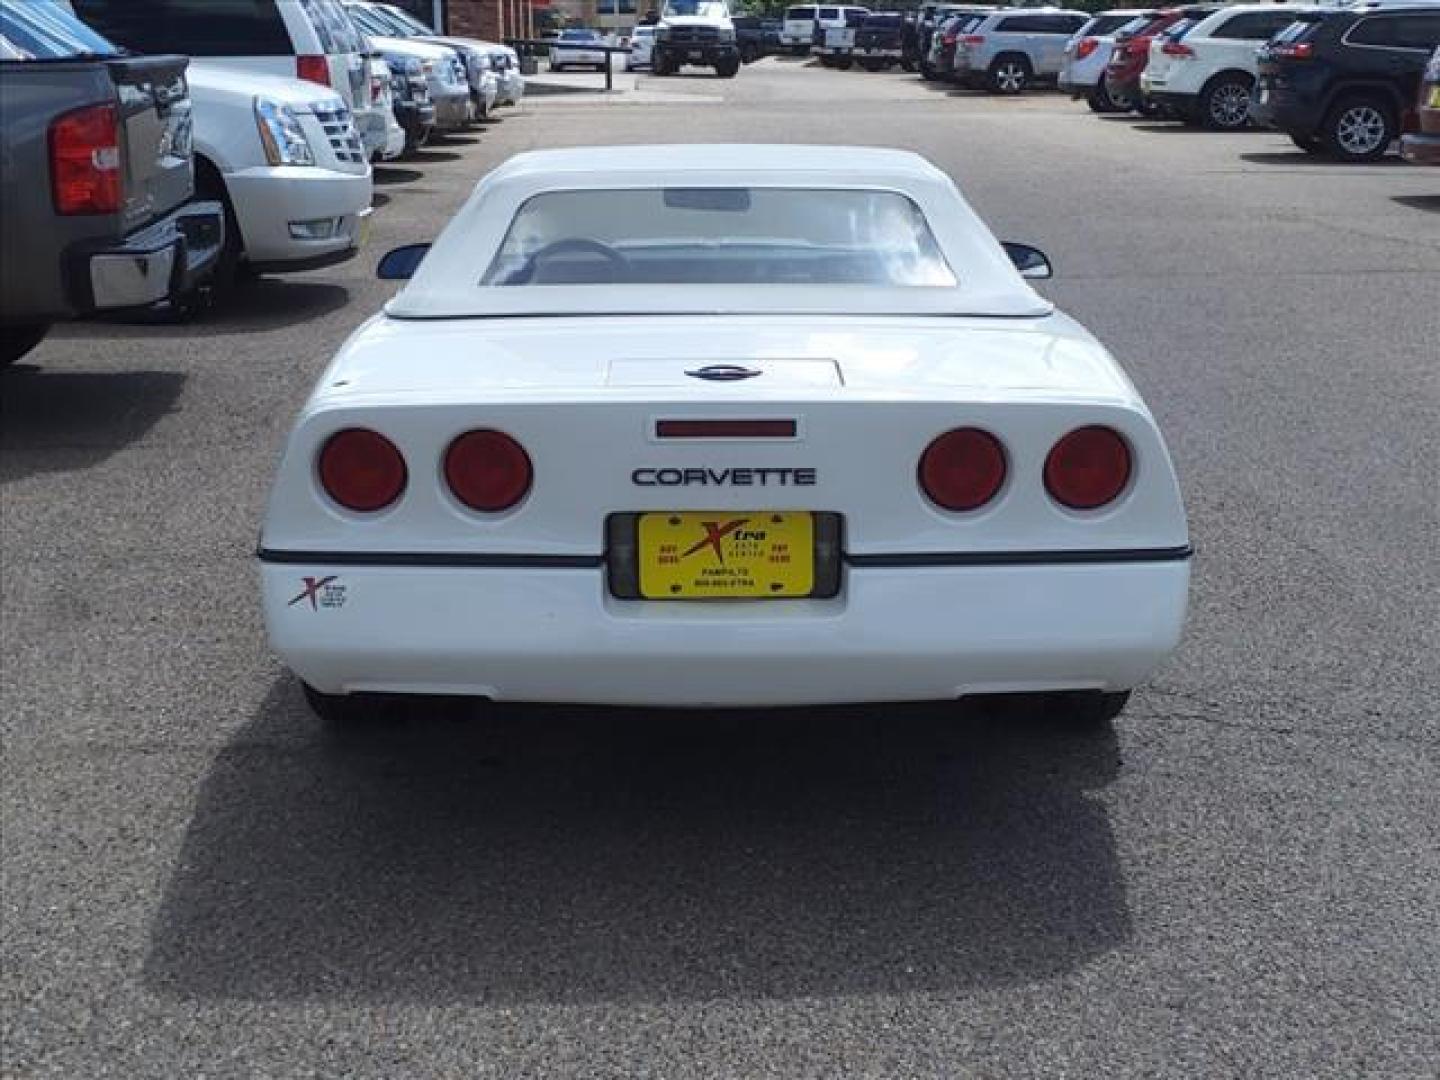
[1401, 130, 1440, 165]
[69, 199, 225, 311]
[261, 555, 1191, 706]
[430, 87, 472, 128]
[1250, 98, 1315, 136]
[226, 165, 372, 268]
[498, 71, 525, 104]
[1145, 89, 1196, 112]
[1104, 74, 1141, 101]
[395, 100, 436, 139]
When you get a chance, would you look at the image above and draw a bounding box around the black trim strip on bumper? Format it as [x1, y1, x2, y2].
[257, 545, 1192, 569]
[257, 548, 603, 568]
[846, 545, 1194, 568]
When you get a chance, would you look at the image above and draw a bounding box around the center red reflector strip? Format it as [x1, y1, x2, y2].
[656, 419, 798, 439]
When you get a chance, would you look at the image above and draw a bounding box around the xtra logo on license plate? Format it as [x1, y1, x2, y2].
[638, 511, 814, 598]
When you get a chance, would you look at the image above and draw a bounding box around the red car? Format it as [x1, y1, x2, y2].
[1104, 6, 1216, 114]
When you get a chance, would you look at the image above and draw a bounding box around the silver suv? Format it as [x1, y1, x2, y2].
[950, 6, 1090, 92]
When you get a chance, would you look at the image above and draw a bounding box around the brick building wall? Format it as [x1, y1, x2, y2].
[445, 0, 537, 41]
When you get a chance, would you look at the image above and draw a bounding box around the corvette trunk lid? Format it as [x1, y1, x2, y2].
[314, 314, 1137, 403]
[262, 314, 1188, 560]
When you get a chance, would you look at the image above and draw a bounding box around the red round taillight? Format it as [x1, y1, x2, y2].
[1044, 426, 1132, 510]
[444, 429, 532, 512]
[919, 428, 1007, 511]
[318, 428, 407, 512]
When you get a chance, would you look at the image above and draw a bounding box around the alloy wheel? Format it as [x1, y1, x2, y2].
[1336, 105, 1386, 156]
[1210, 82, 1250, 129]
[995, 62, 1025, 93]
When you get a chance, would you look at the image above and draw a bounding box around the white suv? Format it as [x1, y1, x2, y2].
[185, 67, 373, 282]
[70, 0, 386, 138]
[68, 0, 374, 286]
[1141, 3, 1311, 129]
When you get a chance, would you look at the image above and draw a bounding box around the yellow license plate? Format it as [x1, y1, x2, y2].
[358, 212, 372, 248]
[638, 511, 814, 599]
[1429, 86, 1440, 109]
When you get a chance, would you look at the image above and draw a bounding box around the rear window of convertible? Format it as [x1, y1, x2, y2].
[481, 188, 957, 287]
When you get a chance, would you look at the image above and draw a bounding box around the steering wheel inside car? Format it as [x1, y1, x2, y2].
[515, 238, 632, 285]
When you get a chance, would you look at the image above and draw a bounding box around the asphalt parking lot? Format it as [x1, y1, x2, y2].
[3, 57, 1438, 1078]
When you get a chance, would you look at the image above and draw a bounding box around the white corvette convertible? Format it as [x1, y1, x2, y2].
[260, 145, 1190, 723]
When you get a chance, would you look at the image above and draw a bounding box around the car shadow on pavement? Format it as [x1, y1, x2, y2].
[1392, 194, 1440, 213]
[74, 281, 351, 337]
[1239, 150, 1406, 167]
[144, 678, 1130, 1005]
[403, 149, 464, 164]
[373, 166, 424, 186]
[0, 367, 185, 483]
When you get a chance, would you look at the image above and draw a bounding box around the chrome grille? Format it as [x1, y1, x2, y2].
[312, 105, 366, 165]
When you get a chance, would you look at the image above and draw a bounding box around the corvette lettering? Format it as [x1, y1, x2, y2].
[632, 467, 817, 486]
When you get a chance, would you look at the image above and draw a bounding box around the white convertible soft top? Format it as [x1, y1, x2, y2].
[386, 145, 1055, 320]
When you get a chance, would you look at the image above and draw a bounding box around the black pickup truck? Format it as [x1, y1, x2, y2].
[0, 0, 222, 365]
[854, 11, 917, 71]
[732, 15, 782, 63]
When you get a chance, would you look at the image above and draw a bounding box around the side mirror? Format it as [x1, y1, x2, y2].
[1002, 242, 1053, 280]
[377, 243, 431, 280]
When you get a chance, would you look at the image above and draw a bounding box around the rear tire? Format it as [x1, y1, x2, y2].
[1086, 82, 1123, 113]
[1199, 73, 1253, 131]
[1289, 132, 1323, 154]
[193, 156, 245, 302]
[715, 55, 740, 77]
[834, 56, 853, 70]
[740, 41, 759, 63]
[1321, 92, 1396, 162]
[1, 323, 49, 366]
[859, 56, 885, 72]
[987, 54, 1030, 95]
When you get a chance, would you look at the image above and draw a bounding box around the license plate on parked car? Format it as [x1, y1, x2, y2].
[689, 50, 704, 60]
[637, 511, 813, 598]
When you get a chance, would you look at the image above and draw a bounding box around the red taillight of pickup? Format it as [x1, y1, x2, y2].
[297, 54, 331, 87]
[49, 102, 122, 216]
[1272, 41, 1313, 60]
[1075, 37, 1099, 60]
[1161, 40, 1194, 58]
[960, 34, 986, 45]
